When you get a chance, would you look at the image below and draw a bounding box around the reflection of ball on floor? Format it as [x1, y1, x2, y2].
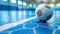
[35, 4, 53, 22]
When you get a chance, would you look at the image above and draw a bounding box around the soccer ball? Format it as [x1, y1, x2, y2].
[35, 4, 53, 22]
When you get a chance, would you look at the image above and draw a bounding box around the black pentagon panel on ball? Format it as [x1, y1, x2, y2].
[37, 10, 42, 17]
[40, 20, 46, 22]
[45, 5, 51, 9]
[47, 14, 52, 20]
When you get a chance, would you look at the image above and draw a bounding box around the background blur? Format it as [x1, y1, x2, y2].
[0, 0, 60, 34]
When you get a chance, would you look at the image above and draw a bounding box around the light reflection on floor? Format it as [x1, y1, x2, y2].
[0, 11, 35, 26]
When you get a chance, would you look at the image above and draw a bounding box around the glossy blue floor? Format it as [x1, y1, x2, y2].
[0, 8, 60, 34]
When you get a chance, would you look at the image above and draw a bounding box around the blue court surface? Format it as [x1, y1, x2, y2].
[0, 7, 60, 34]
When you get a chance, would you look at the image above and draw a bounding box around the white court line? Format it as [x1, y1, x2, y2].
[58, 26, 60, 29]
[33, 28, 37, 34]
[52, 29, 56, 34]
[0, 16, 36, 32]
[52, 26, 60, 34]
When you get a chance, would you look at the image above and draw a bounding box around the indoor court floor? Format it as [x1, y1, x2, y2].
[0, 7, 60, 34]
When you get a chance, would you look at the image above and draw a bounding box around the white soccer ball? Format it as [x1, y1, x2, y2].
[35, 4, 53, 22]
